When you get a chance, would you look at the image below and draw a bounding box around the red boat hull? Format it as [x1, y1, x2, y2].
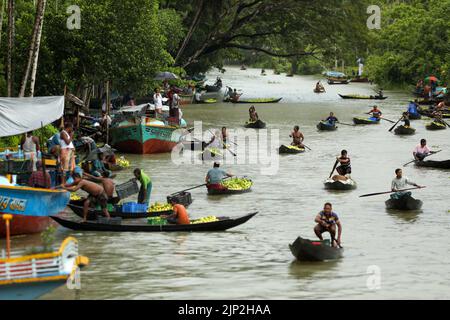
[0, 214, 54, 238]
[113, 139, 177, 154]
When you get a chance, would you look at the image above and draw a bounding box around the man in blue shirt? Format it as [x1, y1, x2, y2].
[205, 162, 233, 189]
[314, 202, 342, 248]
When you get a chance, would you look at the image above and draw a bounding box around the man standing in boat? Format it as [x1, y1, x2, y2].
[314, 203, 342, 248]
[134, 168, 152, 207]
[290, 126, 305, 148]
[153, 88, 163, 118]
[391, 169, 423, 200]
[336, 150, 351, 177]
[413, 139, 434, 161]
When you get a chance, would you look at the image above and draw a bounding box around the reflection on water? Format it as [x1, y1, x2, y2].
[1, 66, 450, 299]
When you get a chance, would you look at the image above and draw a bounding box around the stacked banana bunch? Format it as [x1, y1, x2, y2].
[191, 216, 219, 224]
[147, 202, 173, 213]
[70, 193, 82, 201]
[221, 177, 252, 190]
[117, 156, 130, 168]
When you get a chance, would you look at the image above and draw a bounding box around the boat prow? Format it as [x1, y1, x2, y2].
[385, 195, 423, 211]
[289, 237, 343, 261]
[324, 178, 357, 190]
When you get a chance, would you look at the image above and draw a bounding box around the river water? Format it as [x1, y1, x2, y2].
[4, 66, 450, 299]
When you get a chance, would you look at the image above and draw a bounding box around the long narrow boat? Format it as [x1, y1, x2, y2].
[385, 195, 423, 210]
[327, 78, 349, 85]
[0, 237, 88, 300]
[289, 237, 343, 261]
[353, 117, 380, 125]
[317, 121, 337, 131]
[278, 145, 305, 154]
[51, 212, 258, 232]
[394, 125, 416, 135]
[110, 117, 184, 154]
[232, 98, 282, 104]
[425, 122, 446, 131]
[0, 185, 70, 237]
[415, 159, 450, 169]
[339, 94, 387, 100]
[245, 120, 266, 129]
[324, 178, 357, 190]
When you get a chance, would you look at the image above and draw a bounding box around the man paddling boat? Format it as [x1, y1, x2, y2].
[205, 162, 233, 191]
[413, 139, 436, 161]
[290, 126, 305, 148]
[249, 106, 259, 122]
[323, 112, 338, 125]
[366, 105, 382, 119]
[402, 112, 411, 127]
[391, 169, 423, 200]
[336, 150, 351, 176]
[314, 203, 342, 248]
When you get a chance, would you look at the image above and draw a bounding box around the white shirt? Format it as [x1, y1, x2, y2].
[172, 93, 180, 108]
[60, 130, 74, 149]
[391, 176, 415, 191]
[413, 145, 430, 154]
[153, 93, 163, 109]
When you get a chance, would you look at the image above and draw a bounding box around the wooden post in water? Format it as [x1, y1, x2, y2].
[3, 214, 12, 259]
[106, 80, 110, 144]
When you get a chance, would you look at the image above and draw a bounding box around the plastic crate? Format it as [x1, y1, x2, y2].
[167, 192, 192, 207]
[122, 202, 147, 213]
[116, 179, 140, 199]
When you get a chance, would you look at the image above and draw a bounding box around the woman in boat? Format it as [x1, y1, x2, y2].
[134, 168, 152, 207]
[290, 126, 305, 148]
[313, 202, 342, 248]
[161, 198, 190, 225]
[249, 106, 259, 122]
[366, 105, 382, 119]
[413, 139, 433, 161]
[336, 150, 351, 176]
[391, 168, 423, 200]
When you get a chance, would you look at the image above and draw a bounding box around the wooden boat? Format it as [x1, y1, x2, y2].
[245, 120, 266, 129]
[394, 125, 416, 135]
[207, 184, 252, 195]
[205, 85, 222, 92]
[385, 195, 423, 210]
[317, 121, 337, 131]
[324, 178, 357, 190]
[313, 89, 325, 93]
[233, 98, 282, 104]
[327, 77, 349, 85]
[415, 159, 450, 169]
[350, 77, 370, 83]
[67, 203, 168, 220]
[0, 185, 70, 238]
[289, 237, 343, 261]
[51, 212, 258, 232]
[0, 237, 88, 300]
[425, 122, 446, 131]
[278, 145, 305, 154]
[353, 117, 380, 125]
[339, 94, 387, 100]
[110, 117, 184, 154]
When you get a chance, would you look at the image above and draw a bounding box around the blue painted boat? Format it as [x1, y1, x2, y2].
[0, 237, 89, 300]
[353, 117, 380, 125]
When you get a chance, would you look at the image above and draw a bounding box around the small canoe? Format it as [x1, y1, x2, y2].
[245, 120, 266, 129]
[317, 121, 337, 131]
[324, 178, 357, 190]
[350, 77, 370, 83]
[234, 98, 282, 104]
[207, 185, 252, 196]
[314, 89, 325, 93]
[327, 78, 349, 85]
[205, 85, 222, 92]
[415, 159, 450, 169]
[353, 117, 380, 125]
[339, 94, 387, 100]
[394, 125, 416, 135]
[289, 237, 343, 261]
[385, 195, 423, 210]
[425, 122, 446, 131]
[278, 145, 305, 154]
[51, 212, 258, 232]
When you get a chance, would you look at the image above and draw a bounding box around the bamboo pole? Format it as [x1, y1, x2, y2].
[106, 81, 110, 144]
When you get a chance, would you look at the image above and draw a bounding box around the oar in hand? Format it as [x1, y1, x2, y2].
[303, 144, 312, 151]
[329, 231, 342, 248]
[388, 116, 404, 132]
[329, 160, 339, 178]
[359, 186, 426, 198]
[222, 142, 237, 157]
[337, 121, 355, 127]
[403, 150, 442, 167]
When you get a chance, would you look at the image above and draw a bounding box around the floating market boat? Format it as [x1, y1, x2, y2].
[232, 98, 282, 104]
[316, 121, 337, 131]
[353, 117, 380, 125]
[0, 236, 89, 300]
[323, 178, 357, 190]
[338, 94, 387, 100]
[385, 195, 423, 210]
[0, 185, 70, 238]
[415, 160, 450, 169]
[327, 78, 349, 85]
[207, 177, 253, 195]
[313, 89, 325, 93]
[110, 116, 184, 154]
[51, 212, 258, 232]
[425, 122, 446, 131]
[278, 145, 305, 154]
[245, 120, 266, 129]
[394, 125, 416, 135]
[289, 237, 343, 262]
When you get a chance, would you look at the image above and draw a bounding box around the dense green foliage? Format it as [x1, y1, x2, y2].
[0, 124, 58, 149]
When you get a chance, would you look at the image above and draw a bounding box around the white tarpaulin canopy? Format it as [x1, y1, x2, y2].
[0, 96, 64, 137]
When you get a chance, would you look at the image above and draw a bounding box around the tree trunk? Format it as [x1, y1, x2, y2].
[19, 0, 41, 97]
[6, 0, 14, 97]
[0, 0, 5, 49]
[29, 0, 46, 97]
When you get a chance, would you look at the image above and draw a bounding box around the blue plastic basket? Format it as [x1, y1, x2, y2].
[122, 202, 147, 213]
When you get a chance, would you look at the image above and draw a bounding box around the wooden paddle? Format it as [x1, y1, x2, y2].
[388, 116, 404, 132]
[380, 117, 396, 124]
[337, 121, 355, 127]
[207, 129, 236, 157]
[359, 186, 426, 198]
[329, 160, 339, 178]
[303, 144, 312, 151]
[403, 150, 442, 167]
[170, 177, 233, 195]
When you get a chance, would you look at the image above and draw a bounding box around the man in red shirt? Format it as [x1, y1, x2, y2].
[162, 199, 190, 225]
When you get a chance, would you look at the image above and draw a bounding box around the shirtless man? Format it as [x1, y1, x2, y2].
[290, 126, 305, 148]
[83, 172, 117, 204]
[63, 173, 110, 222]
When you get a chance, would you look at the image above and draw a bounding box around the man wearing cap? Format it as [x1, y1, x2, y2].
[205, 162, 233, 191]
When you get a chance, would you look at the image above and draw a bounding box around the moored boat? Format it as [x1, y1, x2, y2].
[415, 159, 450, 169]
[353, 117, 380, 125]
[51, 212, 258, 232]
[232, 98, 282, 104]
[425, 122, 446, 131]
[324, 178, 357, 190]
[313, 89, 325, 93]
[327, 78, 349, 85]
[289, 236, 343, 261]
[350, 77, 370, 83]
[394, 125, 416, 135]
[245, 119, 266, 129]
[278, 145, 305, 154]
[339, 94, 387, 100]
[317, 121, 337, 131]
[385, 195, 423, 210]
[207, 177, 253, 195]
